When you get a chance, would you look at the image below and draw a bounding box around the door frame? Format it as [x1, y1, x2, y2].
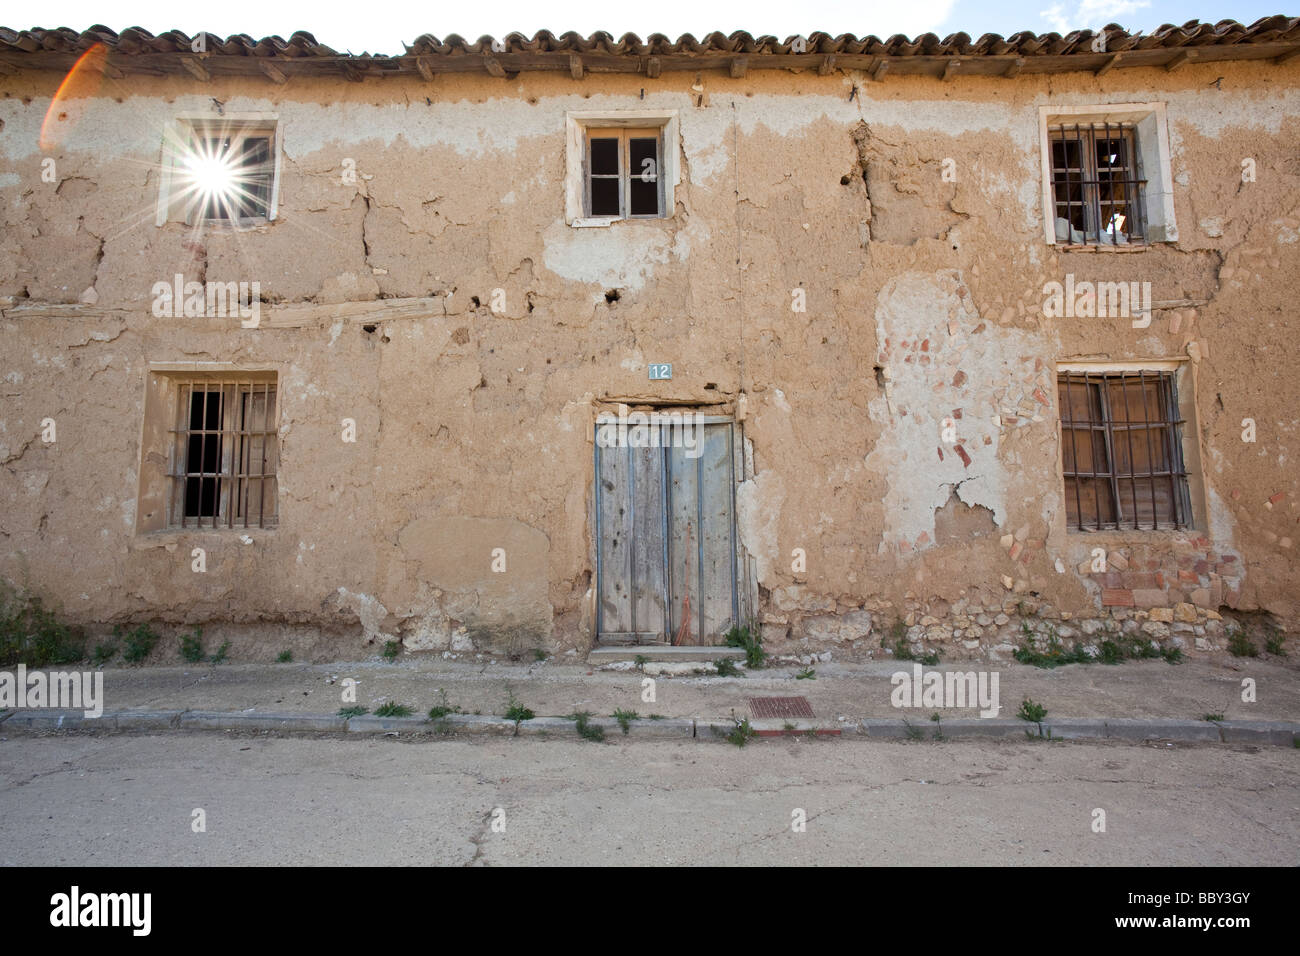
[592, 413, 748, 645]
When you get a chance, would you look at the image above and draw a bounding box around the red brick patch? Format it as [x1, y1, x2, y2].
[1102, 589, 1134, 607]
[1269, 492, 1286, 505]
[955, 445, 972, 467]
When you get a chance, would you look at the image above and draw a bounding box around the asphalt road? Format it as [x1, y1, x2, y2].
[1, 734, 1296, 866]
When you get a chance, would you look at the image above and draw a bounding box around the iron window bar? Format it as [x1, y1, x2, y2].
[167, 378, 277, 529]
[1058, 371, 1190, 531]
[1049, 122, 1147, 246]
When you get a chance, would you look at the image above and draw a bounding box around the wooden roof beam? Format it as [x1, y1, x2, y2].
[1096, 52, 1123, 76]
[942, 58, 961, 80]
[180, 56, 210, 82]
[483, 56, 506, 77]
[414, 56, 434, 82]
[1004, 57, 1025, 77]
[569, 54, 583, 79]
[730, 56, 747, 78]
[259, 60, 287, 84]
[1166, 48, 1197, 72]
[871, 58, 890, 81]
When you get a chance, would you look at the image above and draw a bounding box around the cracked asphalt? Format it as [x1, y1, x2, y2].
[1, 734, 1296, 865]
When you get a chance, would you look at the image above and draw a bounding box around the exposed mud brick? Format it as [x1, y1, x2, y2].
[1107, 552, 1129, 571]
[1132, 589, 1170, 609]
[1122, 572, 1157, 590]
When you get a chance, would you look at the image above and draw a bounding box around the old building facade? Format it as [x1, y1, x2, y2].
[2, 20, 1298, 662]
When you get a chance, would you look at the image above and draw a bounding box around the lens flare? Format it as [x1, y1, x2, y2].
[39, 42, 108, 150]
[171, 133, 267, 221]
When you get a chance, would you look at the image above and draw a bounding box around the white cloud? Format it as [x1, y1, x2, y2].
[1040, 0, 1152, 34]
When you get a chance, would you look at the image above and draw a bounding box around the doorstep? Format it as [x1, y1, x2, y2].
[587, 645, 745, 664]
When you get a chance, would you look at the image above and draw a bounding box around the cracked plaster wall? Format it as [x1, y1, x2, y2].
[1, 62, 1298, 659]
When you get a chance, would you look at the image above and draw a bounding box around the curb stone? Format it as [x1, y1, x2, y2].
[1217, 720, 1299, 746]
[1103, 718, 1222, 742]
[0, 710, 1294, 745]
[749, 718, 842, 736]
[113, 710, 184, 731]
[181, 711, 346, 733]
[345, 715, 428, 734]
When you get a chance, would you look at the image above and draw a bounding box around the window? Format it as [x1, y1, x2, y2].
[586, 128, 663, 219]
[156, 116, 281, 226]
[1038, 104, 1177, 246]
[564, 111, 679, 226]
[1058, 370, 1192, 531]
[1049, 123, 1144, 245]
[185, 124, 275, 222]
[168, 375, 278, 528]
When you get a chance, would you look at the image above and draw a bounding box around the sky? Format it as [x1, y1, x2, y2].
[10, 1, 1291, 55]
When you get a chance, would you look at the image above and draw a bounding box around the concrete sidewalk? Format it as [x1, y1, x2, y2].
[1, 653, 1296, 744]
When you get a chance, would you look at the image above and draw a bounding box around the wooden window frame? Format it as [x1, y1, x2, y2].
[1058, 369, 1193, 532]
[583, 127, 664, 221]
[564, 110, 679, 227]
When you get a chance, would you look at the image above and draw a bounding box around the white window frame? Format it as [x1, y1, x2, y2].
[565, 110, 680, 227]
[1038, 104, 1177, 246]
[155, 113, 283, 227]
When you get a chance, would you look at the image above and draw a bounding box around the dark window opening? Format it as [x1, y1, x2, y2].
[172, 379, 278, 529]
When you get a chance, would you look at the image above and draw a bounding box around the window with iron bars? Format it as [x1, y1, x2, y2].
[1049, 123, 1146, 246]
[1058, 371, 1192, 532]
[169, 377, 278, 529]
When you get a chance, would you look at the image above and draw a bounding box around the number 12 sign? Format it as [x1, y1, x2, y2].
[648, 363, 673, 380]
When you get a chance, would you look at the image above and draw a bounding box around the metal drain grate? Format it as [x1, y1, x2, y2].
[749, 696, 815, 719]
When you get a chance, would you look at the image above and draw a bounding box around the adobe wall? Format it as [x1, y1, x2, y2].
[1, 59, 1297, 661]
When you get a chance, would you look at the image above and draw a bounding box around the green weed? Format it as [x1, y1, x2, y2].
[1017, 697, 1047, 723]
[612, 708, 638, 734]
[724, 623, 766, 669]
[569, 710, 605, 742]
